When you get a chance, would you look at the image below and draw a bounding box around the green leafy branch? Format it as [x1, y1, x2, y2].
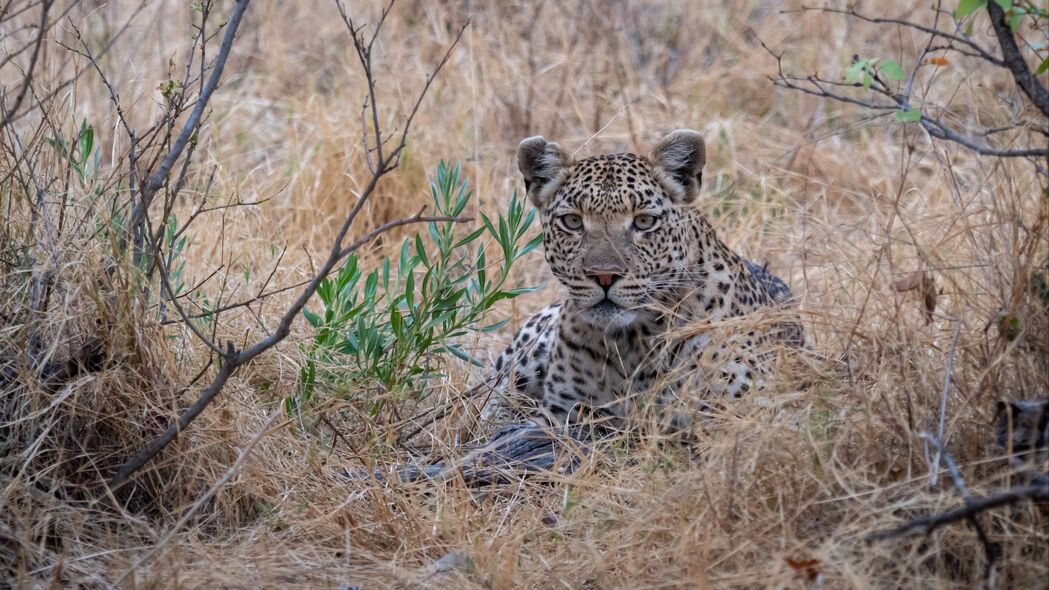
[293, 161, 542, 413]
[763, 2, 1048, 162]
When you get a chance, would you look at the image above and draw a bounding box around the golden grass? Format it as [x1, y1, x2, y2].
[1, 0, 1046, 587]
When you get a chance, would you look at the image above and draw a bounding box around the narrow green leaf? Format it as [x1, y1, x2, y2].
[895, 108, 922, 122]
[955, 0, 987, 20]
[1036, 57, 1049, 76]
[479, 318, 511, 332]
[443, 343, 484, 367]
[303, 308, 322, 328]
[453, 226, 486, 249]
[879, 59, 905, 81]
[1008, 8, 1024, 31]
[519, 233, 544, 258]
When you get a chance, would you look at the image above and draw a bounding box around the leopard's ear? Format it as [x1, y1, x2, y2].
[648, 129, 705, 203]
[517, 136, 571, 209]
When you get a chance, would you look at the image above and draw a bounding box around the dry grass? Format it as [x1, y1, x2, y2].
[1, 0, 1047, 587]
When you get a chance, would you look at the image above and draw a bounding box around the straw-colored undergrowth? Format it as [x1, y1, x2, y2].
[1, 1, 1046, 587]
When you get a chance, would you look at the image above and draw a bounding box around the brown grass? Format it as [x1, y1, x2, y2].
[1, 0, 1047, 587]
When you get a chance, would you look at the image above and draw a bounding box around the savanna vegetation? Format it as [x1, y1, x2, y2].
[0, 0, 1046, 587]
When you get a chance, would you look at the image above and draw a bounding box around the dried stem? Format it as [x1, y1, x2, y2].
[104, 3, 470, 497]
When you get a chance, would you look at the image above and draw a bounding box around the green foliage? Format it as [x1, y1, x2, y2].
[956, 0, 1048, 31]
[895, 108, 922, 122]
[291, 161, 542, 413]
[955, 0, 987, 20]
[163, 214, 189, 299]
[845, 57, 904, 91]
[845, 57, 920, 123]
[48, 120, 101, 187]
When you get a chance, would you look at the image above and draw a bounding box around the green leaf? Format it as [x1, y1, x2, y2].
[452, 226, 486, 249]
[479, 318, 511, 332]
[303, 308, 322, 328]
[992, 0, 1011, 9]
[519, 233, 544, 258]
[844, 60, 864, 84]
[1007, 11, 1023, 30]
[879, 59, 905, 81]
[955, 0, 987, 19]
[1036, 57, 1049, 76]
[443, 343, 484, 367]
[77, 120, 94, 165]
[895, 108, 922, 122]
[1008, 7, 1024, 31]
[862, 71, 873, 91]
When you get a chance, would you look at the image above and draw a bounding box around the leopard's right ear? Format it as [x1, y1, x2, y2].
[517, 136, 570, 209]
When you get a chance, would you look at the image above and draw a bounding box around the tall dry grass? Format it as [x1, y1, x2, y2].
[1, 0, 1046, 587]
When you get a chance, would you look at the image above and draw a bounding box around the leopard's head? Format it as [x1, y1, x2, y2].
[517, 130, 707, 330]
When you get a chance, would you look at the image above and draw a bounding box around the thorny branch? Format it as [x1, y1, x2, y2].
[104, 2, 470, 497]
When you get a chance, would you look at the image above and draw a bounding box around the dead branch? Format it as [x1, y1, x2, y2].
[103, 6, 470, 497]
[770, 6, 1049, 165]
[759, 40, 1049, 160]
[0, 0, 51, 130]
[128, 0, 251, 263]
[986, 1, 1049, 118]
[790, 5, 1003, 65]
[867, 481, 1049, 541]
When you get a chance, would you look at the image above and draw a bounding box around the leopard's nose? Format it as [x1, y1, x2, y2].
[588, 272, 623, 291]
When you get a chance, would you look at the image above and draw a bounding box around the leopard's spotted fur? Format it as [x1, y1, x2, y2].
[486, 130, 802, 429]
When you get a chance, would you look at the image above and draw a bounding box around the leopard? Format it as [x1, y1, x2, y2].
[483, 129, 803, 432]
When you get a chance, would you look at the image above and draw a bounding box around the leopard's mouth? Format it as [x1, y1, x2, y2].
[579, 297, 639, 329]
[591, 298, 621, 312]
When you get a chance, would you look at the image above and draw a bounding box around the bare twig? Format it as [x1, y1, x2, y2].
[867, 481, 1049, 541]
[760, 40, 1049, 160]
[919, 433, 998, 583]
[928, 319, 961, 487]
[103, 5, 470, 496]
[986, 1, 1049, 118]
[129, 0, 252, 262]
[789, 5, 1003, 65]
[0, 0, 51, 130]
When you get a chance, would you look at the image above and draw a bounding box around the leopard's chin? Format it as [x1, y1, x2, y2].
[580, 299, 639, 330]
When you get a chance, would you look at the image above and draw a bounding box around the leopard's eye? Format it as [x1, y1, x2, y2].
[559, 213, 584, 231]
[633, 214, 659, 231]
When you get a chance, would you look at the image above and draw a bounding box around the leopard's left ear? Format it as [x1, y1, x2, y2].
[648, 129, 705, 203]
[518, 136, 571, 209]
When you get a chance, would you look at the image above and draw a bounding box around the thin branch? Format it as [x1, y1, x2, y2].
[928, 320, 961, 487]
[867, 481, 1049, 541]
[0, 0, 51, 130]
[986, 1, 1049, 118]
[790, 5, 1003, 66]
[919, 433, 998, 581]
[3, 1, 147, 127]
[129, 0, 251, 259]
[105, 0, 471, 498]
[761, 40, 1049, 159]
